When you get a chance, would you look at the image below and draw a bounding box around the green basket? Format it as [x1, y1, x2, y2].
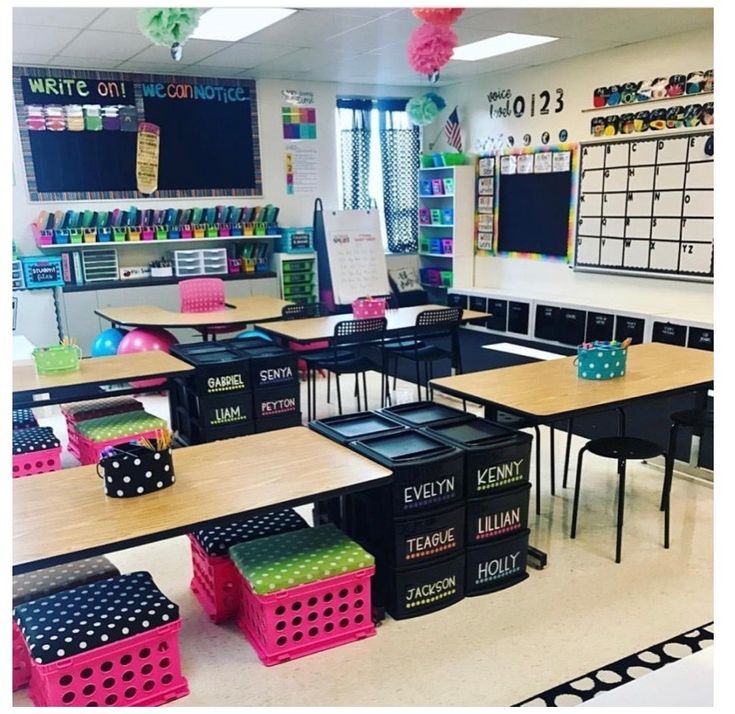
[282, 271, 311, 285]
[283, 282, 315, 298]
[32, 344, 82, 375]
[420, 154, 435, 168]
[443, 152, 466, 166]
[282, 259, 313, 273]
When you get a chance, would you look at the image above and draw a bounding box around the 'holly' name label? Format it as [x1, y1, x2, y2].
[405, 527, 456, 556]
[477, 459, 524, 485]
[207, 374, 245, 391]
[405, 575, 456, 603]
[259, 366, 293, 384]
[476, 551, 521, 581]
[404, 477, 455, 504]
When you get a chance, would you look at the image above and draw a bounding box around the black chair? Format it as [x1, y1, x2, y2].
[570, 436, 672, 563]
[302, 317, 387, 420]
[281, 302, 321, 319]
[385, 307, 463, 401]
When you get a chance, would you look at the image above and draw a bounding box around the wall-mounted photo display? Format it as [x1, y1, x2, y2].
[591, 69, 713, 109]
[590, 101, 713, 137]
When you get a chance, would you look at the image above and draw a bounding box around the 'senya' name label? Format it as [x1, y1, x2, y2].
[259, 366, 293, 384]
[404, 477, 455, 504]
[405, 527, 456, 556]
[405, 576, 456, 603]
[476, 459, 524, 486]
[207, 374, 245, 392]
[476, 508, 521, 537]
[477, 551, 520, 581]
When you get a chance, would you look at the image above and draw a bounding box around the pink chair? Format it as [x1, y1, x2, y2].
[179, 278, 240, 340]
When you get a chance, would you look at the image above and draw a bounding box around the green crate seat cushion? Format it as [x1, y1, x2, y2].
[61, 397, 144, 420]
[14, 571, 178, 665]
[192, 508, 308, 557]
[229, 523, 374, 595]
[13, 556, 120, 608]
[75, 412, 167, 442]
[13, 426, 60, 454]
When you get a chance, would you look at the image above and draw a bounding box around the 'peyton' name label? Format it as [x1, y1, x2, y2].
[259, 397, 297, 416]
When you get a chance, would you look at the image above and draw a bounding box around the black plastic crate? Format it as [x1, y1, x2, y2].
[189, 391, 254, 431]
[688, 326, 714, 351]
[252, 383, 300, 422]
[234, 343, 299, 389]
[507, 301, 530, 334]
[466, 484, 531, 545]
[347, 497, 465, 569]
[374, 552, 465, 620]
[558, 309, 587, 346]
[309, 411, 406, 444]
[614, 315, 645, 345]
[426, 417, 532, 497]
[447, 293, 468, 309]
[652, 321, 687, 346]
[380, 401, 473, 429]
[349, 429, 464, 515]
[176, 407, 255, 445]
[586, 311, 615, 342]
[465, 529, 529, 596]
[487, 299, 508, 332]
[255, 412, 303, 433]
[170, 342, 251, 396]
[534, 304, 560, 341]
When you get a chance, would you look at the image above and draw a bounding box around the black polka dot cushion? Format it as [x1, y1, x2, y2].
[13, 556, 120, 608]
[192, 509, 309, 557]
[14, 571, 179, 665]
[13, 426, 60, 454]
[12, 408, 38, 431]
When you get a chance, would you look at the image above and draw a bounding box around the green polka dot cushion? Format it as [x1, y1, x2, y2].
[229, 524, 374, 595]
[75, 411, 168, 442]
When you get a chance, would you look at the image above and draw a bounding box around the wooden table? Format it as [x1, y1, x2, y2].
[256, 304, 489, 342]
[13, 427, 392, 574]
[96, 295, 291, 334]
[12, 351, 194, 408]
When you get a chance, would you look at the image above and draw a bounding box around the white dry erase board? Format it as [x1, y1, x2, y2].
[575, 130, 713, 281]
[322, 209, 390, 304]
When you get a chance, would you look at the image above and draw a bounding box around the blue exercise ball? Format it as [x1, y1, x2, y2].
[236, 329, 272, 342]
[91, 327, 128, 357]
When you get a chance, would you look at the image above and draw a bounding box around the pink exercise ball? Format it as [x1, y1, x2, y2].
[117, 327, 179, 387]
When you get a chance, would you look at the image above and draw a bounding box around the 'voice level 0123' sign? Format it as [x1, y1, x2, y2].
[487, 87, 565, 119]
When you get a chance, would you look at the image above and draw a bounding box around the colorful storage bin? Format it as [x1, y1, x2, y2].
[276, 227, 313, 253]
[12, 557, 120, 691]
[352, 297, 386, 319]
[20, 256, 64, 288]
[229, 524, 375, 666]
[12, 426, 61, 478]
[576, 341, 628, 380]
[189, 509, 308, 623]
[32, 344, 81, 375]
[13, 571, 188, 707]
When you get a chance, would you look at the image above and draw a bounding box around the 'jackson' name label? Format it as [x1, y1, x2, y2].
[403, 476, 456, 508]
[474, 551, 522, 584]
[206, 373, 246, 393]
[405, 527, 457, 561]
[405, 575, 457, 609]
[476, 459, 525, 491]
[475, 507, 521, 540]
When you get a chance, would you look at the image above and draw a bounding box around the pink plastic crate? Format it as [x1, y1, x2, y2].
[235, 566, 375, 666]
[12, 447, 61, 478]
[13, 620, 30, 691]
[352, 298, 386, 319]
[76, 429, 162, 466]
[188, 535, 241, 623]
[26, 621, 188, 707]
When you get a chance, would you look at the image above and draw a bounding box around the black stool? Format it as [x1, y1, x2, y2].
[570, 436, 672, 563]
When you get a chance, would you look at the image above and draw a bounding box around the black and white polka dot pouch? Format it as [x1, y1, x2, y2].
[96, 439, 175, 498]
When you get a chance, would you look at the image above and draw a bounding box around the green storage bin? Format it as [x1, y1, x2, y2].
[441, 270, 453, 287]
[443, 152, 466, 166]
[282, 259, 314, 273]
[282, 271, 312, 285]
[75, 411, 168, 442]
[32, 344, 81, 375]
[283, 282, 315, 298]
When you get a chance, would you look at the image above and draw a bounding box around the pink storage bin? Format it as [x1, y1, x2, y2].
[141, 228, 154, 241]
[352, 297, 386, 319]
[13, 621, 29, 690]
[76, 428, 162, 466]
[235, 566, 375, 666]
[12, 448, 61, 478]
[26, 622, 188, 707]
[188, 535, 241, 624]
[441, 238, 453, 254]
[31, 222, 54, 246]
[180, 225, 193, 239]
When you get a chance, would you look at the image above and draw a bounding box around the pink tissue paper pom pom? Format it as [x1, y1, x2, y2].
[412, 8, 465, 26]
[407, 23, 457, 74]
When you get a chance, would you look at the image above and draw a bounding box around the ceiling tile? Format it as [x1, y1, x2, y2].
[48, 56, 125, 70]
[128, 39, 231, 65]
[326, 11, 423, 54]
[13, 24, 81, 56]
[57, 30, 152, 61]
[87, 8, 143, 34]
[254, 47, 357, 74]
[13, 7, 104, 29]
[12, 53, 56, 66]
[195, 42, 299, 69]
[453, 8, 568, 34]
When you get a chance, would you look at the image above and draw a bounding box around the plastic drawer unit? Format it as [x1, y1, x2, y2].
[426, 417, 532, 498]
[380, 401, 474, 429]
[466, 483, 531, 545]
[465, 529, 530, 595]
[309, 411, 407, 445]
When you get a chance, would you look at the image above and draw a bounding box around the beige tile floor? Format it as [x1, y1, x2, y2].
[13, 371, 713, 707]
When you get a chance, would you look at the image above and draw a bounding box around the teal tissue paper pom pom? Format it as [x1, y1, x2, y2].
[424, 91, 446, 111]
[406, 95, 440, 126]
[137, 8, 202, 47]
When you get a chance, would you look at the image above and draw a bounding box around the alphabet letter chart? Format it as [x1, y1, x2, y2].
[575, 131, 713, 280]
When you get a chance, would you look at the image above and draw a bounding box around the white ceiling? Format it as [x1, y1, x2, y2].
[12, 6, 713, 87]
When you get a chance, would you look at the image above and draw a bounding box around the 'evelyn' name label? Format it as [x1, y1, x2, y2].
[476, 551, 521, 581]
[405, 527, 456, 557]
[405, 576, 456, 603]
[476, 507, 521, 537]
[404, 477, 455, 504]
[476, 459, 524, 487]
[259, 366, 293, 384]
[207, 373, 245, 392]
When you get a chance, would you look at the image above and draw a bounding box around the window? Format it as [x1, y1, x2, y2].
[336, 98, 419, 253]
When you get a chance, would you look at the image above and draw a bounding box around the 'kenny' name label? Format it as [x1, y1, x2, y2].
[476, 459, 525, 490]
[403, 476, 456, 506]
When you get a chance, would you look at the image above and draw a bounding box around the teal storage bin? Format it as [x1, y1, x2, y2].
[276, 227, 313, 253]
[576, 342, 627, 380]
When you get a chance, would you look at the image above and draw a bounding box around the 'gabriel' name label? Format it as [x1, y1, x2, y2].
[207, 373, 246, 392]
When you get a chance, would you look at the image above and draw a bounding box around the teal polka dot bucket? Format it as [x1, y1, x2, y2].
[576, 341, 628, 380]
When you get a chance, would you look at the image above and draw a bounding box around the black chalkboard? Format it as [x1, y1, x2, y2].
[496, 169, 573, 258]
[13, 67, 262, 201]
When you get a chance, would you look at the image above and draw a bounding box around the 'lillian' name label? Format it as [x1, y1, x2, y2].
[259, 366, 293, 384]
[476, 459, 524, 487]
[476, 551, 521, 581]
[207, 373, 246, 392]
[211, 405, 246, 424]
[405, 575, 456, 603]
[476, 507, 521, 537]
[405, 527, 456, 556]
[260, 397, 297, 416]
[404, 477, 455, 505]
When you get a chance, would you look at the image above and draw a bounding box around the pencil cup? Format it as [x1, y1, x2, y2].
[97, 440, 175, 498]
[575, 342, 627, 380]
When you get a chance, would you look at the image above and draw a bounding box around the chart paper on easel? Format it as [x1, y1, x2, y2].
[322, 209, 390, 305]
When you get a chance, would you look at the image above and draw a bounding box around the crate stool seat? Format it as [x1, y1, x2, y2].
[13, 571, 188, 707]
[12, 556, 120, 692]
[12, 408, 38, 431]
[189, 509, 308, 623]
[12, 426, 61, 478]
[74, 411, 168, 465]
[229, 523, 376, 666]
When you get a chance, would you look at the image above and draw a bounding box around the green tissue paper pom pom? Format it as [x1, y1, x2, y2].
[138, 8, 202, 46]
[406, 95, 440, 126]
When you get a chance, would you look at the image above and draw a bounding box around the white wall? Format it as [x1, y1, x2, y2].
[435, 28, 713, 320]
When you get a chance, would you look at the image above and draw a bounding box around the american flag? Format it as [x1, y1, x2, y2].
[444, 107, 462, 151]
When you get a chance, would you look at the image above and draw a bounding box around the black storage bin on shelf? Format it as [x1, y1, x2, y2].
[309, 411, 406, 445]
[170, 342, 252, 396]
[347, 497, 465, 569]
[349, 429, 464, 515]
[374, 552, 465, 620]
[465, 529, 530, 596]
[253, 383, 301, 423]
[466, 483, 531, 545]
[233, 343, 299, 390]
[426, 417, 532, 498]
[174, 389, 255, 444]
[380, 401, 473, 429]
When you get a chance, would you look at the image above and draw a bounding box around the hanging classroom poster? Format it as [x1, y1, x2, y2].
[13, 66, 262, 200]
[284, 143, 319, 194]
[281, 104, 317, 140]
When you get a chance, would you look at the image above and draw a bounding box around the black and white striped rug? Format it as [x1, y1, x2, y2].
[515, 622, 714, 707]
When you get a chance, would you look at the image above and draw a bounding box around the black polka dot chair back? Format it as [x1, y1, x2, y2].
[12, 426, 61, 478]
[13, 571, 188, 707]
[188, 509, 309, 623]
[570, 436, 672, 563]
[12, 556, 120, 691]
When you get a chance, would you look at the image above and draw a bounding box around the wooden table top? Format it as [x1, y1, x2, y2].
[431, 343, 713, 419]
[13, 427, 392, 572]
[13, 351, 194, 396]
[256, 305, 490, 342]
[96, 295, 291, 328]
